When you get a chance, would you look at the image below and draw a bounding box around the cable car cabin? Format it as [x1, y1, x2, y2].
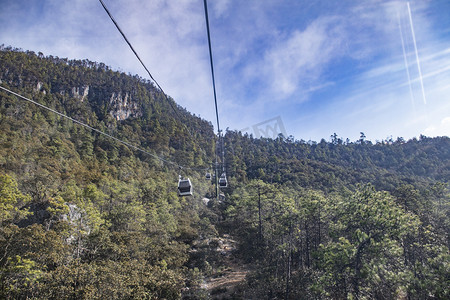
[205, 172, 212, 180]
[178, 177, 193, 197]
[219, 173, 228, 188]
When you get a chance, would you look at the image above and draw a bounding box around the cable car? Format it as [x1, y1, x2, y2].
[178, 176, 193, 196]
[205, 172, 212, 180]
[219, 173, 228, 188]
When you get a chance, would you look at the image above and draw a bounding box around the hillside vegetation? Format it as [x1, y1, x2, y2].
[0, 47, 448, 299]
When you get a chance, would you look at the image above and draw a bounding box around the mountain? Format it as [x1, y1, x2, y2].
[1, 47, 448, 299]
[224, 130, 449, 192]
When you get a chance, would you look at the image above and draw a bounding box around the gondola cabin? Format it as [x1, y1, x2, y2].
[178, 177, 193, 196]
[219, 173, 228, 188]
[205, 172, 212, 180]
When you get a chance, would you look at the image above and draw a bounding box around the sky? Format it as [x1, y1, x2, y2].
[1, 0, 449, 142]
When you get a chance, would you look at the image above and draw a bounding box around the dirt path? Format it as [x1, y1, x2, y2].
[201, 235, 248, 299]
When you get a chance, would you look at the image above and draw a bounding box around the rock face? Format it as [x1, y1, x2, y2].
[60, 203, 91, 243]
[56, 85, 143, 121]
[56, 85, 89, 101]
[35, 81, 46, 94]
[19, 77, 143, 122]
[61, 204, 84, 226]
[109, 91, 142, 121]
[70, 85, 89, 102]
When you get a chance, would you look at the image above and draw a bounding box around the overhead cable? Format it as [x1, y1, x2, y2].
[98, 0, 186, 127]
[203, 0, 227, 197]
[98, 0, 219, 170]
[203, 0, 221, 136]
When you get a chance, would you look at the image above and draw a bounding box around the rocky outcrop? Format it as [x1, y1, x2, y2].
[57, 85, 89, 102]
[109, 91, 142, 121]
[60, 203, 91, 243]
[70, 85, 89, 102]
[25, 79, 143, 122]
[34, 81, 46, 94]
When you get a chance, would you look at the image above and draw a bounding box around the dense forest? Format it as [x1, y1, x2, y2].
[1, 47, 449, 299]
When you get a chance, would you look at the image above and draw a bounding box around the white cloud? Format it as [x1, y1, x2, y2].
[212, 0, 232, 18]
[260, 17, 346, 99]
[424, 117, 450, 137]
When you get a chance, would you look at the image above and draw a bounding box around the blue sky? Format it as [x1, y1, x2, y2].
[1, 0, 449, 142]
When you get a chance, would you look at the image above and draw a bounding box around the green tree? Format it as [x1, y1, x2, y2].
[0, 174, 32, 224]
[318, 185, 420, 299]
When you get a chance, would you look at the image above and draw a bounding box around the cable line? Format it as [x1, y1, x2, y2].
[98, 0, 223, 174]
[98, 0, 191, 135]
[99, 0, 228, 192]
[0, 85, 207, 172]
[203, 0, 221, 136]
[203, 0, 228, 196]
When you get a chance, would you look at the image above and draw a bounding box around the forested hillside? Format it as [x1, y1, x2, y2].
[1, 48, 448, 299]
[224, 131, 449, 191]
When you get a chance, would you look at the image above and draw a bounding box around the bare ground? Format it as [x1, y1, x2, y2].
[201, 235, 248, 299]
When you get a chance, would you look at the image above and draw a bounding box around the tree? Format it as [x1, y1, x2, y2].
[318, 185, 420, 298]
[0, 174, 32, 224]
